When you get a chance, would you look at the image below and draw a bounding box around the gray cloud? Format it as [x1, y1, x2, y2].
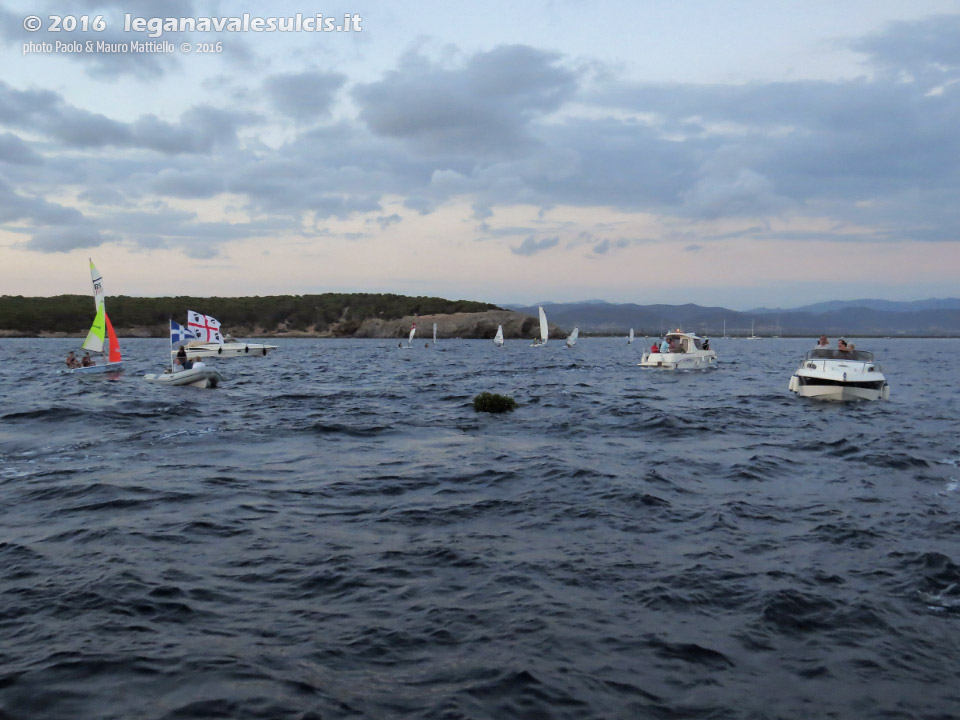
[511, 235, 559, 256]
[0, 133, 42, 165]
[354, 45, 577, 154]
[266, 71, 347, 121]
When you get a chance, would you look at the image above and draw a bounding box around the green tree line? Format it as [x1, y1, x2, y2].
[0, 293, 499, 334]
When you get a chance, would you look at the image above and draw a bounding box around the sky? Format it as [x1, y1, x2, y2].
[0, 0, 958, 309]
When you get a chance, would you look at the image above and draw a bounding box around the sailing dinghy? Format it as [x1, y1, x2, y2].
[61, 259, 123, 374]
[493, 325, 504, 347]
[565, 327, 579, 348]
[628, 328, 634, 344]
[530, 306, 548, 347]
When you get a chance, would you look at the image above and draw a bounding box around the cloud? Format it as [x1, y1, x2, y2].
[511, 235, 559, 256]
[0, 133, 42, 165]
[24, 226, 109, 253]
[265, 70, 347, 121]
[353, 44, 577, 154]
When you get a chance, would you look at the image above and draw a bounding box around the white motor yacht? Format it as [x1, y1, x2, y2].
[788, 347, 890, 401]
[639, 330, 717, 370]
[173, 337, 278, 360]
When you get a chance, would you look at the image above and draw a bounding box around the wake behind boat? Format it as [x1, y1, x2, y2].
[639, 330, 716, 370]
[788, 346, 890, 401]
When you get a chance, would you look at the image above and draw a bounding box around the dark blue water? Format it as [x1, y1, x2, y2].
[2, 337, 960, 719]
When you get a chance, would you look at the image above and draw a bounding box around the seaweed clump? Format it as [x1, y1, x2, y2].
[473, 392, 518, 413]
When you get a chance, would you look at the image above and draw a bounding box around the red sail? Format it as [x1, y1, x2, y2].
[105, 312, 122, 362]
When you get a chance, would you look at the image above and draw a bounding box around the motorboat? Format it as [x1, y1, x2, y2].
[788, 347, 890, 401]
[144, 361, 223, 389]
[639, 330, 716, 370]
[174, 338, 278, 360]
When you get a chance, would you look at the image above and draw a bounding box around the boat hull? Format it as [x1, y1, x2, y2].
[639, 350, 716, 370]
[789, 374, 889, 402]
[144, 367, 223, 388]
[176, 342, 277, 359]
[59, 362, 124, 375]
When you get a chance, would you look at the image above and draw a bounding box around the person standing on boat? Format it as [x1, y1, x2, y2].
[650, 342, 660, 353]
[659, 338, 669, 353]
[176, 345, 192, 370]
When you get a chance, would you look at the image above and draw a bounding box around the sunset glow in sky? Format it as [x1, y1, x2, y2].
[1, 0, 958, 308]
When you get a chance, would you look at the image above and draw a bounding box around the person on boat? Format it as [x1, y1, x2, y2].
[81, 352, 93, 367]
[817, 335, 829, 347]
[650, 342, 660, 353]
[176, 345, 192, 370]
[65, 351, 80, 368]
[668, 337, 679, 353]
[838, 338, 849, 352]
[659, 338, 669, 353]
[702, 337, 710, 350]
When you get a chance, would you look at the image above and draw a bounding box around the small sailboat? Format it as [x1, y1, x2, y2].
[747, 320, 760, 340]
[432, 322, 438, 347]
[493, 325, 504, 347]
[565, 327, 579, 349]
[62, 259, 123, 374]
[406, 323, 416, 348]
[628, 328, 634, 344]
[530, 306, 548, 347]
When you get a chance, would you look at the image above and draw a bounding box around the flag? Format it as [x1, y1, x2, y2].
[187, 310, 223, 344]
[170, 320, 197, 347]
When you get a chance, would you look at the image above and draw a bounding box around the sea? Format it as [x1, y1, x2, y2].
[1, 337, 959, 720]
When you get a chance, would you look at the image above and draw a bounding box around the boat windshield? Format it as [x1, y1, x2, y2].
[805, 348, 874, 362]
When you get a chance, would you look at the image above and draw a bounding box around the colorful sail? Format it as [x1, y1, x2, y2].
[105, 313, 122, 362]
[82, 304, 106, 353]
[90, 258, 104, 312]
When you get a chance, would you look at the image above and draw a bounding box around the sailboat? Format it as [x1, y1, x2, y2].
[747, 320, 760, 340]
[407, 323, 416, 348]
[530, 306, 548, 347]
[432, 322, 438, 347]
[493, 325, 504, 347]
[62, 259, 123, 374]
[628, 328, 634, 344]
[565, 327, 579, 348]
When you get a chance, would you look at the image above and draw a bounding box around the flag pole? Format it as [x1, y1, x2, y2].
[170, 318, 176, 373]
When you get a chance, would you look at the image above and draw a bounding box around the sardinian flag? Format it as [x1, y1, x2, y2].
[170, 320, 197, 347]
[187, 310, 224, 344]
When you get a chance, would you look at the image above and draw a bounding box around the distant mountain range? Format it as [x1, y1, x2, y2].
[506, 299, 960, 337]
[750, 298, 960, 314]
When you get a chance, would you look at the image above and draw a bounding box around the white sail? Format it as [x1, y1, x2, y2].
[628, 328, 634, 344]
[433, 322, 438, 345]
[539, 306, 548, 343]
[566, 326, 579, 348]
[90, 258, 104, 312]
[408, 324, 416, 345]
[494, 325, 504, 346]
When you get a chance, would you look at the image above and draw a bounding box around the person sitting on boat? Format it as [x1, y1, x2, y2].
[817, 335, 829, 347]
[650, 342, 660, 353]
[66, 351, 81, 368]
[838, 338, 850, 352]
[81, 352, 93, 367]
[668, 338, 679, 353]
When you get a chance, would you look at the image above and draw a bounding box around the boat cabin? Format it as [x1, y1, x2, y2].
[664, 331, 708, 353]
